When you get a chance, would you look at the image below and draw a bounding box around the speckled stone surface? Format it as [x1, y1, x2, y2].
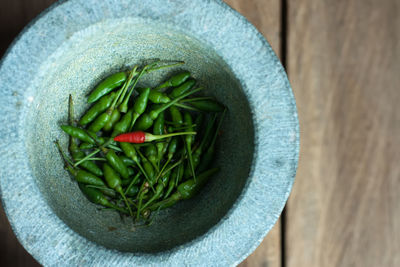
[0, 0, 299, 266]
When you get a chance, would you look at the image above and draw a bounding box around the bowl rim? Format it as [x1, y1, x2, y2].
[0, 0, 299, 265]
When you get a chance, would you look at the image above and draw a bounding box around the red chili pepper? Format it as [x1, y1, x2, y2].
[114, 131, 196, 143]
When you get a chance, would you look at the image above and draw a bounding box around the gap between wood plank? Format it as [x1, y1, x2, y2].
[280, 0, 288, 267]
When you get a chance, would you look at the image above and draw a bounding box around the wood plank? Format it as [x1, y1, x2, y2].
[0, 0, 283, 266]
[0, 1, 57, 266]
[223, 1, 282, 267]
[286, 1, 400, 266]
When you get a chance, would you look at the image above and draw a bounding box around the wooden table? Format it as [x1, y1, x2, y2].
[1, 1, 399, 266]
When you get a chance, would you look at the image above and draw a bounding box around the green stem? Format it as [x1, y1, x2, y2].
[157, 157, 171, 180]
[179, 97, 213, 103]
[119, 66, 148, 111]
[112, 66, 138, 109]
[73, 157, 106, 162]
[146, 61, 184, 72]
[185, 140, 196, 182]
[210, 108, 227, 147]
[124, 173, 141, 195]
[155, 158, 183, 182]
[149, 87, 203, 119]
[86, 185, 115, 193]
[119, 190, 134, 217]
[173, 103, 201, 112]
[73, 148, 100, 167]
[54, 140, 74, 167]
[107, 144, 122, 152]
[146, 131, 196, 142]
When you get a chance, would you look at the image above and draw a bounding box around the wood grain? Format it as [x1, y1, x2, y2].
[223, 1, 283, 267]
[0, 1, 283, 266]
[286, 1, 400, 267]
[0, 2, 56, 266]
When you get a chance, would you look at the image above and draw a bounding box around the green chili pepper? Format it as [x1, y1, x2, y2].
[155, 71, 191, 90]
[149, 192, 181, 211]
[103, 109, 121, 131]
[71, 150, 103, 177]
[66, 95, 104, 177]
[103, 149, 130, 179]
[88, 68, 137, 133]
[80, 92, 116, 125]
[129, 87, 150, 131]
[145, 144, 158, 171]
[153, 111, 166, 165]
[192, 115, 217, 171]
[169, 106, 183, 126]
[127, 167, 135, 176]
[189, 99, 225, 112]
[61, 125, 95, 145]
[141, 184, 162, 212]
[119, 66, 148, 113]
[124, 173, 141, 195]
[141, 169, 171, 211]
[138, 87, 170, 104]
[126, 185, 139, 197]
[169, 79, 196, 99]
[142, 157, 156, 186]
[183, 112, 196, 181]
[88, 112, 111, 133]
[112, 109, 133, 137]
[120, 142, 152, 187]
[79, 143, 95, 150]
[177, 167, 219, 199]
[158, 136, 178, 177]
[197, 109, 226, 172]
[164, 168, 178, 199]
[78, 184, 127, 214]
[87, 72, 127, 104]
[137, 181, 150, 220]
[120, 155, 136, 166]
[56, 140, 105, 186]
[134, 113, 154, 131]
[103, 163, 133, 216]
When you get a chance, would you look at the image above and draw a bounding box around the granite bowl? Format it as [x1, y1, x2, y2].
[0, 0, 299, 266]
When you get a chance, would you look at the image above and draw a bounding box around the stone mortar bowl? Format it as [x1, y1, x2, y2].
[0, 0, 299, 266]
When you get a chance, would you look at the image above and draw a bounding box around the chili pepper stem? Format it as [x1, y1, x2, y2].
[73, 148, 100, 167]
[128, 113, 140, 132]
[210, 108, 227, 147]
[86, 185, 114, 193]
[124, 173, 141, 195]
[179, 97, 213, 103]
[107, 144, 122, 152]
[149, 87, 203, 119]
[185, 141, 196, 182]
[173, 103, 201, 112]
[136, 149, 156, 193]
[155, 158, 183, 182]
[119, 189, 134, 217]
[158, 157, 171, 180]
[119, 66, 148, 113]
[54, 140, 74, 167]
[113, 66, 138, 109]
[147, 61, 184, 72]
[146, 132, 196, 142]
[135, 161, 152, 189]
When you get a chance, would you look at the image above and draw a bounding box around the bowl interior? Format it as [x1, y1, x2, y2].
[24, 19, 254, 253]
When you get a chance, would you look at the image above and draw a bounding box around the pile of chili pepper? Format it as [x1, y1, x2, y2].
[55, 60, 226, 223]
